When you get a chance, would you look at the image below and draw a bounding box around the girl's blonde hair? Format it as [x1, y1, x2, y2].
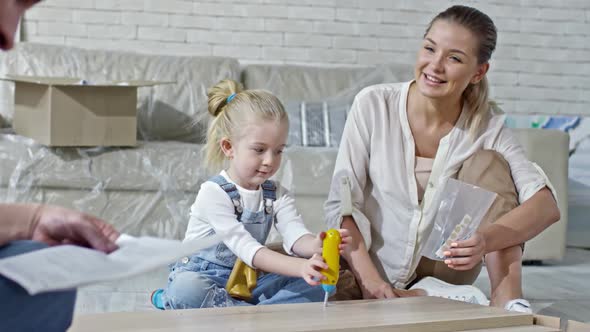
[425, 5, 500, 137]
[204, 79, 288, 171]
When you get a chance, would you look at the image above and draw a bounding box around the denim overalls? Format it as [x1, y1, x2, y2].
[161, 175, 324, 309]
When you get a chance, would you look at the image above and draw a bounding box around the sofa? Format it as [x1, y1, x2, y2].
[0, 43, 569, 314]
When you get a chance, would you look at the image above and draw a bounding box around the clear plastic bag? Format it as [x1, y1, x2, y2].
[421, 178, 497, 261]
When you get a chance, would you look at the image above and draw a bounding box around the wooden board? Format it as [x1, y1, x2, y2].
[69, 297, 534, 332]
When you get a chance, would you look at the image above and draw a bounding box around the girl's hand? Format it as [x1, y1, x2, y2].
[443, 232, 486, 270]
[301, 253, 328, 286]
[312, 233, 324, 255]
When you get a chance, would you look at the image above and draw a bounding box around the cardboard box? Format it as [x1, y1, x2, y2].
[2, 75, 170, 147]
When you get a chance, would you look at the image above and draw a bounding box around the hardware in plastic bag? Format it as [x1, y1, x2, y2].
[421, 178, 497, 261]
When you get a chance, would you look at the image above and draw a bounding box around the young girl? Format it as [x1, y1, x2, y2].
[151, 79, 350, 309]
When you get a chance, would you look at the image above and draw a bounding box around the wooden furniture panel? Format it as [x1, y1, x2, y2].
[69, 297, 533, 332]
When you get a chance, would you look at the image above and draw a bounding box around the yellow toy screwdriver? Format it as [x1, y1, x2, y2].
[321, 229, 341, 307]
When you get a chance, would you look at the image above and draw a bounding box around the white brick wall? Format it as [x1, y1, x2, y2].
[21, 0, 590, 115]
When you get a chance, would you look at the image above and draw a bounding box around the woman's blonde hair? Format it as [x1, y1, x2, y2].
[204, 79, 288, 171]
[425, 5, 499, 137]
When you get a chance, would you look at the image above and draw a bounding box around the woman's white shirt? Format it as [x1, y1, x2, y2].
[324, 81, 556, 288]
[185, 170, 312, 268]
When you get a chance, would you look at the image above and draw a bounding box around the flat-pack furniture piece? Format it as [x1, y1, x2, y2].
[68, 297, 590, 332]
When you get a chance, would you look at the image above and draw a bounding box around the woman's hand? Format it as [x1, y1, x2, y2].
[360, 278, 396, 299]
[316, 229, 353, 255]
[336, 228, 352, 254]
[443, 231, 486, 270]
[300, 253, 328, 286]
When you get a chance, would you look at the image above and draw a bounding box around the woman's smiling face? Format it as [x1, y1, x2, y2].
[414, 19, 487, 102]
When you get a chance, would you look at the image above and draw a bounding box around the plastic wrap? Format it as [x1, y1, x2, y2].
[0, 131, 206, 240]
[421, 178, 497, 261]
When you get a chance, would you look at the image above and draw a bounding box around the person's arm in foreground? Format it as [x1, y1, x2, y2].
[0, 203, 119, 253]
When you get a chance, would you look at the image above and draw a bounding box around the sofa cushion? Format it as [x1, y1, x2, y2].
[242, 63, 413, 147]
[274, 146, 337, 196]
[242, 63, 411, 100]
[244, 64, 369, 101]
[0, 43, 241, 143]
[242, 63, 413, 101]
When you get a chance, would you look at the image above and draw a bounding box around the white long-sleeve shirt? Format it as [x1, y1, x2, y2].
[185, 170, 312, 267]
[325, 81, 556, 288]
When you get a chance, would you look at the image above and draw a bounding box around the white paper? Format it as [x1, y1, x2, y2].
[0, 234, 221, 295]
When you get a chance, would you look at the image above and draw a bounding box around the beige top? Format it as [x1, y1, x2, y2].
[415, 156, 434, 203]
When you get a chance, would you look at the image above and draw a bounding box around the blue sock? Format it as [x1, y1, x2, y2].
[151, 289, 165, 310]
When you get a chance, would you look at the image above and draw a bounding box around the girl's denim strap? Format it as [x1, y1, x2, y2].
[261, 180, 276, 215]
[208, 175, 243, 217]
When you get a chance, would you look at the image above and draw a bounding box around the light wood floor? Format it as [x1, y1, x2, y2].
[474, 247, 590, 323]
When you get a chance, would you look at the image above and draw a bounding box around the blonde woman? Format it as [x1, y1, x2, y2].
[325, 5, 559, 313]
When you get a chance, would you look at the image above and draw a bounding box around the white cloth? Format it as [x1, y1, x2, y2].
[325, 81, 556, 288]
[0, 234, 221, 295]
[185, 170, 312, 267]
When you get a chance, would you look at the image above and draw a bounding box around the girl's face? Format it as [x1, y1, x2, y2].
[414, 20, 488, 102]
[222, 118, 288, 190]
